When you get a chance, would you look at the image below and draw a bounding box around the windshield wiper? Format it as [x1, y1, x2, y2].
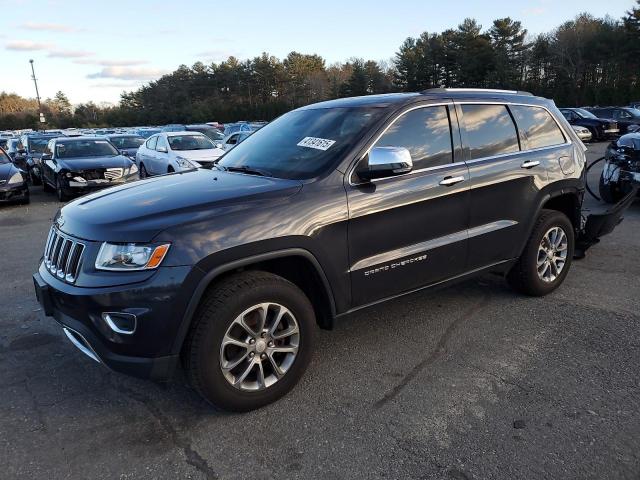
[220, 165, 272, 177]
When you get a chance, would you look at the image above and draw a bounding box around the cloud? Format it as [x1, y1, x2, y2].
[522, 7, 546, 15]
[20, 22, 80, 32]
[89, 82, 141, 89]
[48, 49, 93, 58]
[197, 49, 241, 61]
[75, 58, 149, 66]
[87, 66, 169, 81]
[6, 40, 53, 51]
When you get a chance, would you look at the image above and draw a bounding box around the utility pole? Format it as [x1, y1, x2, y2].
[29, 59, 45, 127]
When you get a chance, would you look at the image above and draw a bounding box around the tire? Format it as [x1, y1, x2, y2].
[183, 271, 316, 412]
[42, 176, 53, 193]
[168, 166, 175, 173]
[30, 170, 42, 186]
[55, 176, 69, 202]
[587, 127, 600, 142]
[507, 209, 575, 296]
[139, 163, 148, 178]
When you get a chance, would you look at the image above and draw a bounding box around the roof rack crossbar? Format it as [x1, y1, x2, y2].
[421, 88, 533, 96]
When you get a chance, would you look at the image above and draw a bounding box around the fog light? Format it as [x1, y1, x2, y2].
[102, 312, 137, 334]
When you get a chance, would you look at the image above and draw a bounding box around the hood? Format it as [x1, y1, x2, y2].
[0, 162, 18, 181]
[58, 155, 132, 172]
[175, 148, 225, 162]
[56, 169, 302, 242]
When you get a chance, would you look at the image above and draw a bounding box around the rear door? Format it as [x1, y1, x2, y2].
[154, 135, 169, 173]
[347, 103, 470, 307]
[459, 102, 570, 269]
[140, 135, 157, 173]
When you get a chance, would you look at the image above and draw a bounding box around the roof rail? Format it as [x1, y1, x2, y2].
[422, 88, 533, 96]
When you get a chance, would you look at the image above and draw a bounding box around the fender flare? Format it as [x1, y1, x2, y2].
[170, 248, 336, 355]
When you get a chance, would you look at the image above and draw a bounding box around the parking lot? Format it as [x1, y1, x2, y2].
[1, 141, 639, 479]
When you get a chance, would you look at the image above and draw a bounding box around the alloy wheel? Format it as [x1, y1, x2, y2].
[537, 226, 568, 283]
[219, 302, 300, 391]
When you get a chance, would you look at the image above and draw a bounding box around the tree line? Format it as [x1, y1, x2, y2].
[1, 2, 639, 130]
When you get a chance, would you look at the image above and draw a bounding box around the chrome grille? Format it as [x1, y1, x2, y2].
[104, 168, 124, 180]
[43, 226, 85, 283]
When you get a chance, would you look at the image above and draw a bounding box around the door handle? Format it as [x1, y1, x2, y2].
[521, 160, 540, 169]
[439, 175, 465, 186]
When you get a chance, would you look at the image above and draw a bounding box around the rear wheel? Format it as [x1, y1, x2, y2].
[30, 170, 42, 185]
[507, 209, 574, 296]
[183, 271, 315, 412]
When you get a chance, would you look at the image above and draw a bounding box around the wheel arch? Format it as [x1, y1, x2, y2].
[171, 248, 337, 355]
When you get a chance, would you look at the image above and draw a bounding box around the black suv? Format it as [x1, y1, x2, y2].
[559, 108, 619, 141]
[33, 89, 626, 411]
[586, 107, 640, 135]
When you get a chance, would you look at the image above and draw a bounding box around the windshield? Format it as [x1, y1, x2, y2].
[56, 139, 119, 158]
[0, 149, 10, 164]
[109, 136, 144, 149]
[193, 129, 224, 141]
[168, 135, 215, 151]
[219, 107, 384, 180]
[0, 139, 7, 148]
[574, 108, 598, 119]
[28, 138, 51, 153]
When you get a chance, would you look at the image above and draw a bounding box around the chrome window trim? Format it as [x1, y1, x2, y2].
[348, 100, 572, 186]
[350, 219, 518, 272]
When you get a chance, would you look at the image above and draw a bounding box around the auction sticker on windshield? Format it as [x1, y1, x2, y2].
[297, 137, 336, 151]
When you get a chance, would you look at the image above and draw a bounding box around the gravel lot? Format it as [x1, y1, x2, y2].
[1, 142, 639, 480]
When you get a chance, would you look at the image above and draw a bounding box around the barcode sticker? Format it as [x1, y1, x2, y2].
[297, 137, 336, 151]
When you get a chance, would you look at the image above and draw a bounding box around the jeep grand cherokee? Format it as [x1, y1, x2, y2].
[34, 89, 623, 411]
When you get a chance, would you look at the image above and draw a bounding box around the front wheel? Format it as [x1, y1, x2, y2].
[55, 176, 69, 202]
[183, 271, 315, 412]
[139, 162, 148, 178]
[507, 209, 575, 296]
[30, 170, 42, 185]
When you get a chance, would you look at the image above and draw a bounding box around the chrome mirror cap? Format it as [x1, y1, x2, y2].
[359, 146, 413, 181]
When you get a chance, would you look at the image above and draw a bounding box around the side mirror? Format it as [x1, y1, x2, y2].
[41, 153, 52, 161]
[157, 146, 168, 153]
[357, 147, 413, 181]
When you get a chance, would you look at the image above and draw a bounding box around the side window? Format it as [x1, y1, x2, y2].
[373, 105, 453, 170]
[617, 109, 631, 119]
[510, 105, 565, 150]
[156, 136, 168, 151]
[227, 134, 239, 145]
[461, 104, 519, 160]
[146, 136, 158, 150]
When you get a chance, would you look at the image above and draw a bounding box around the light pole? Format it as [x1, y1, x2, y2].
[29, 59, 45, 127]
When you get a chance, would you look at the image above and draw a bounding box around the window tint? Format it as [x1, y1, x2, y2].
[146, 136, 157, 150]
[373, 106, 453, 170]
[510, 105, 565, 150]
[461, 104, 519, 160]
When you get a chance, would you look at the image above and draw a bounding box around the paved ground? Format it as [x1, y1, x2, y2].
[1, 142, 639, 480]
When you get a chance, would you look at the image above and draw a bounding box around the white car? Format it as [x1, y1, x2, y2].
[135, 131, 225, 177]
[571, 125, 593, 142]
[221, 131, 252, 151]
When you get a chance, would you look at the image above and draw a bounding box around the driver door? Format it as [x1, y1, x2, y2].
[346, 104, 470, 307]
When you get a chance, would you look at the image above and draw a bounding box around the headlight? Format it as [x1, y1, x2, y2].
[175, 157, 195, 168]
[95, 243, 170, 271]
[8, 172, 23, 185]
[128, 163, 139, 175]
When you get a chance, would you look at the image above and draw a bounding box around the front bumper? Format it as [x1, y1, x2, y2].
[0, 182, 29, 202]
[33, 263, 199, 380]
[64, 175, 139, 194]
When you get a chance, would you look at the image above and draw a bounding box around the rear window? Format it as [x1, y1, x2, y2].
[461, 104, 520, 160]
[510, 105, 565, 150]
[168, 135, 214, 151]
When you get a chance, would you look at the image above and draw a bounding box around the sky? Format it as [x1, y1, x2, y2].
[0, 0, 635, 105]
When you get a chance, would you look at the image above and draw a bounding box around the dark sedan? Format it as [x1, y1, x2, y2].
[0, 147, 29, 204]
[104, 134, 145, 159]
[586, 107, 640, 135]
[20, 133, 59, 185]
[560, 108, 619, 141]
[41, 137, 140, 201]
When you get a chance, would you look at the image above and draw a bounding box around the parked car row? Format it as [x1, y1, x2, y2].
[560, 105, 640, 141]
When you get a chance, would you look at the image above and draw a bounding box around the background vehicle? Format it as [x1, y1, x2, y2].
[136, 132, 224, 176]
[221, 131, 252, 151]
[599, 132, 640, 203]
[104, 134, 145, 159]
[135, 128, 162, 139]
[34, 89, 632, 412]
[0, 147, 29, 204]
[223, 122, 254, 135]
[41, 137, 139, 201]
[560, 108, 618, 141]
[586, 107, 640, 135]
[571, 125, 592, 142]
[20, 132, 59, 185]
